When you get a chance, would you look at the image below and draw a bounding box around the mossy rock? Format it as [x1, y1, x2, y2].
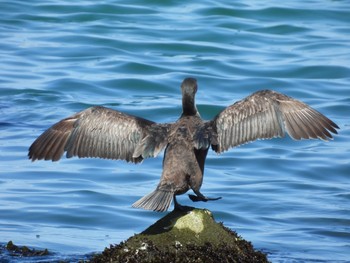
[90, 207, 269, 263]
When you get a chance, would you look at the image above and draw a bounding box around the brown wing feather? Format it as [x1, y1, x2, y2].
[28, 106, 170, 163]
[212, 90, 339, 153]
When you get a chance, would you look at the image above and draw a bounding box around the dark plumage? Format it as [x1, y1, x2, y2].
[28, 78, 339, 212]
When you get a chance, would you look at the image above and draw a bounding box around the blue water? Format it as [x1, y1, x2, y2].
[1, 0, 349, 262]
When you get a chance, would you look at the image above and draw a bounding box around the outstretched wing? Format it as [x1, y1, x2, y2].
[28, 106, 170, 163]
[212, 90, 339, 153]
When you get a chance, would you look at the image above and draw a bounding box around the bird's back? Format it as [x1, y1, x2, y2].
[158, 115, 208, 194]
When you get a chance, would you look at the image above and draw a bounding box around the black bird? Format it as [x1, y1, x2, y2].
[28, 78, 339, 212]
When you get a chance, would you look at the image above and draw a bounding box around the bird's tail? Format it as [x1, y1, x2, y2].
[132, 189, 173, 212]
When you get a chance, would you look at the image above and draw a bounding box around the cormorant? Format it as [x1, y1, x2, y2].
[28, 78, 339, 212]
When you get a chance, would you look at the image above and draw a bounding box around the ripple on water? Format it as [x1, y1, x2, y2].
[0, 0, 349, 262]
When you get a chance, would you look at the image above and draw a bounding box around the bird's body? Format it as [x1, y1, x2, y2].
[29, 78, 339, 212]
[133, 115, 213, 211]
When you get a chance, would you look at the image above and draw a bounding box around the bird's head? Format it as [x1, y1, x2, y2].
[181, 78, 198, 117]
[181, 78, 198, 97]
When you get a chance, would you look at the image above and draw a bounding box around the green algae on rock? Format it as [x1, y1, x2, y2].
[90, 208, 269, 263]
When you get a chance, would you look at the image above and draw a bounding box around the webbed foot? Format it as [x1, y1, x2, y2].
[188, 194, 222, 202]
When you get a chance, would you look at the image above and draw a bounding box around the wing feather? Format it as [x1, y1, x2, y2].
[212, 90, 339, 153]
[29, 106, 170, 163]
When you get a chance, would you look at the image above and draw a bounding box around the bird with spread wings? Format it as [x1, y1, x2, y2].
[29, 78, 339, 212]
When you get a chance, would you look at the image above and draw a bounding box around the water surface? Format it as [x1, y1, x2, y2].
[1, 0, 349, 262]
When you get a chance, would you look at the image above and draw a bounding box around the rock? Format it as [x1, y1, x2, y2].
[5, 241, 49, 257]
[90, 207, 269, 263]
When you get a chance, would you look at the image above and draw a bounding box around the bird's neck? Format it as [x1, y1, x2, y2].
[181, 93, 198, 117]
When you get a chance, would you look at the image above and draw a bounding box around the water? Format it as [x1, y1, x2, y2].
[1, 0, 349, 262]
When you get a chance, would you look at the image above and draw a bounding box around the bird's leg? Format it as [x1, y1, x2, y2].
[173, 195, 195, 212]
[188, 190, 222, 202]
[174, 195, 186, 211]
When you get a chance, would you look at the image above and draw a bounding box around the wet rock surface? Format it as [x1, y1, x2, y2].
[0, 241, 93, 263]
[90, 207, 269, 263]
[4, 241, 49, 257]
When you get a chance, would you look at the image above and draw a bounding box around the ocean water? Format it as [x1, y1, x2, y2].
[1, 0, 349, 262]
